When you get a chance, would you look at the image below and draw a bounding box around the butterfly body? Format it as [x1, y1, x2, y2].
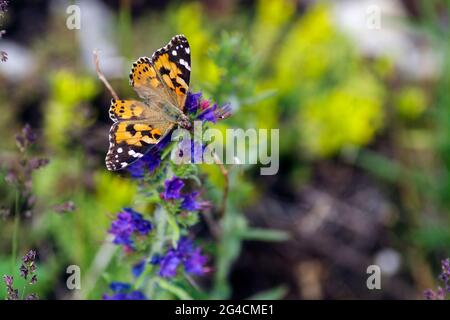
[105, 35, 192, 171]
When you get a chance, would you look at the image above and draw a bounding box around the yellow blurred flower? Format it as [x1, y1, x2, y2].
[273, 3, 353, 93]
[252, 0, 295, 63]
[394, 86, 427, 120]
[45, 70, 98, 150]
[300, 73, 385, 157]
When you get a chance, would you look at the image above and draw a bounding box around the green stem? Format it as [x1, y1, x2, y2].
[11, 188, 20, 275]
[155, 278, 193, 300]
[21, 284, 27, 300]
[134, 207, 168, 296]
[166, 212, 180, 248]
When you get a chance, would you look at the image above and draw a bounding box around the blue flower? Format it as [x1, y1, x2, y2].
[158, 237, 207, 278]
[108, 208, 152, 246]
[197, 101, 232, 123]
[132, 260, 146, 278]
[150, 254, 162, 265]
[109, 282, 131, 292]
[127, 153, 161, 178]
[109, 213, 134, 245]
[126, 291, 147, 300]
[103, 282, 147, 300]
[103, 291, 147, 300]
[184, 248, 208, 275]
[132, 215, 152, 235]
[162, 177, 185, 200]
[159, 250, 181, 278]
[185, 91, 202, 114]
[181, 192, 202, 211]
[198, 104, 218, 123]
[185, 91, 232, 122]
[162, 177, 206, 211]
[126, 134, 171, 178]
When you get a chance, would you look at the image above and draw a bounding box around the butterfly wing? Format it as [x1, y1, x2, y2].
[105, 107, 174, 171]
[129, 57, 175, 106]
[109, 99, 150, 122]
[129, 34, 191, 110]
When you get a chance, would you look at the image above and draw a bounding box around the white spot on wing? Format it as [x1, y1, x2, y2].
[128, 150, 143, 158]
[179, 58, 190, 71]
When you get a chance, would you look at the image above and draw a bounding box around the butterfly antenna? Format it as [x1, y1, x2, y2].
[93, 49, 120, 100]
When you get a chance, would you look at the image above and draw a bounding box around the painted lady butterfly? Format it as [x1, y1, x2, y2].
[105, 35, 191, 171]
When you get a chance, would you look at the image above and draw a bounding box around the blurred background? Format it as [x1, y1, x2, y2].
[0, 0, 449, 299]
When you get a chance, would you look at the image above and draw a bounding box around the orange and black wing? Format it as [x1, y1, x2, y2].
[105, 120, 173, 171]
[129, 34, 191, 110]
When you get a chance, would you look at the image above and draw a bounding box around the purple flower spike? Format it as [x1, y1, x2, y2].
[132, 260, 146, 278]
[162, 177, 185, 200]
[110, 282, 131, 293]
[103, 282, 147, 300]
[181, 192, 203, 211]
[185, 91, 202, 114]
[159, 250, 182, 278]
[158, 237, 207, 278]
[424, 257, 450, 299]
[424, 287, 445, 300]
[198, 104, 218, 123]
[20, 250, 37, 282]
[127, 151, 162, 178]
[184, 248, 208, 275]
[3, 275, 19, 300]
[126, 134, 171, 179]
[439, 258, 450, 292]
[108, 208, 152, 247]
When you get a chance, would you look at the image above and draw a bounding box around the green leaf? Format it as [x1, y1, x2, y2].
[240, 228, 290, 242]
[161, 141, 177, 160]
[246, 285, 288, 300]
[156, 278, 193, 300]
[212, 212, 247, 299]
[166, 213, 180, 247]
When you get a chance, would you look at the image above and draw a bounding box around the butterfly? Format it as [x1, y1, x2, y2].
[105, 34, 192, 171]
